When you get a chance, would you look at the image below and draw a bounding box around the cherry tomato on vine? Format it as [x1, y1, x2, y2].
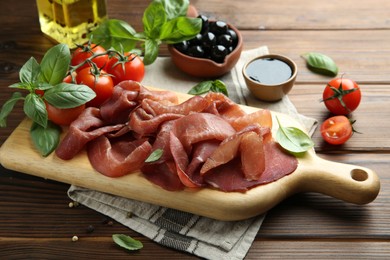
[46, 102, 85, 126]
[76, 67, 114, 107]
[71, 44, 109, 72]
[322, 77, 361, 115]
[320, 115, 354, 145]
[106, 53, 145, 85]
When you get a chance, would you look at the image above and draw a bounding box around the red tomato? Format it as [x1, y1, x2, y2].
[46, 102, 85, 126]
[320, 115, 353, 145]
[106, 53, 145, 85]
[322, 77, 361, 115]
[76, 67, 114, 107]
[71, 44, 108, 72]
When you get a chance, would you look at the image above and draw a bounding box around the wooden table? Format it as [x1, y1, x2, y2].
[1, 0, 389, 258]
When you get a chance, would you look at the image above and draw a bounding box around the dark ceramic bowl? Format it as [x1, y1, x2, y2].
[168, 22, 243, 78]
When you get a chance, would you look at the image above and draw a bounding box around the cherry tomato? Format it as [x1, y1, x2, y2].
[76, 67, 114, 107]
[322, 77, 361, 115]
[106, 53, 145, 85]
[46, 102, 85, 126]
[71, 44, 108, 72]
[320, 115, 353, 145]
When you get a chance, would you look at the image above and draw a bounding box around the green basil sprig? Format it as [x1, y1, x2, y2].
[89, 0, 202, 65]
[188, 80, 229, 96]
[0, 44, 96, 156]
[301, 52, 339, 76]
[275, 116, 314, 154]
[112, 234, 143, 251]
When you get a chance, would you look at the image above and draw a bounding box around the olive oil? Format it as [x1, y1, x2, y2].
[246, 58, 292, 85]
[36, 0, 107, 48]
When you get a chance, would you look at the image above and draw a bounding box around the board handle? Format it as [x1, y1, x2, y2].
[298, 155, 380, 204]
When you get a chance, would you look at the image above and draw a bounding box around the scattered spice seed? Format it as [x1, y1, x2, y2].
[126, 212, 133, 218]
[86, 225, 95, 234]
[72, 235, 79, 242]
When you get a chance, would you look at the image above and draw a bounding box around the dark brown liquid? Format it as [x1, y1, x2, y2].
[246, 58, 292, 85]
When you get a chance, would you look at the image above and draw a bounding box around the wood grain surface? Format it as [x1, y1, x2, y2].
[1, 0, 390, 259]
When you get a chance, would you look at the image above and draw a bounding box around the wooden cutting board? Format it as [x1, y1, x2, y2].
[0, 88, 380, 221]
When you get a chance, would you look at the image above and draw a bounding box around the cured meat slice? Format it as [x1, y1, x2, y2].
[87, 136, 152, 177]
[55, 107, 125, 160]
[203, 140, 298, 192]
[204, 92, 247, 119]
[141, 122, 185, 191]
[200, 125, 269, 181]
[99, 81, 139, 124]
[141, 95, 209, 116]
[128, 107, 183, 137]
[171, 113, 236, 153]
[229, 109, 272, 131]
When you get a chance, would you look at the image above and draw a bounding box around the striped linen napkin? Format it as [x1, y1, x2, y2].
[68, 46, 317, 260]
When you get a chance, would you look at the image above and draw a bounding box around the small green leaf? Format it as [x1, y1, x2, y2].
[188, 80, 229, 96]
[0, 92, 24, 127]
[275, 117, 314, 154]
[24, 93, 48, 128]
[143, 38, 160, 65]
[44, 83, 96, 108]
[30, 121, 61, 157]
[39, 44, 71, 85]
[143, 1, 167, 39]
[160, 17, 202, 44]
[145, 149, 163, 163]
[89, 19, 139, 52]
[20, 57, 40, 84]
[161, 0, 189, 20]
[301, 52, 338, 76]
[112, 234, 143, 251]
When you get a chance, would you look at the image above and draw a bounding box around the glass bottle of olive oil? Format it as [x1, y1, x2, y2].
[36, 0, 107, 48]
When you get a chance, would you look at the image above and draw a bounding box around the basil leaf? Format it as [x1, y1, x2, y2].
[188, 80, 229, 96]
[44, 83, 96, 109]
[24, 93, 48, 128]
[20, 57, 40, 84]
[143, 38, 160, 65]
[0, 92, 24, 127]
[143, 1, 167, 39]
[145, 149, 163, 163]
[275, 117, 314, 154]
[30, 121, 61, 157]
[112, 234, 143, 251]
[301, 52, 338, 76]
[39, 44, 70, 85]
[90, 19, 139, 52]
[161, 0, 189, 20]
[160, 17, 202, 44]
[210, 79, 229, 96]
[8, 82, 30, 90]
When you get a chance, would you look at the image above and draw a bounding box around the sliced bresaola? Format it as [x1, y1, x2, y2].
[141, 95, 209, 116]
[55, 107, 125, 160]
[141, 121, 185, 191]
[87, 135, 152, 177]
[203, 139, 298, 192]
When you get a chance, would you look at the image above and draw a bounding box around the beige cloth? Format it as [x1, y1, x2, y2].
[68, 46, 317, 260]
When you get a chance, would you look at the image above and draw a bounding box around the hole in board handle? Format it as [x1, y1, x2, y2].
[351, 169, 369, 182]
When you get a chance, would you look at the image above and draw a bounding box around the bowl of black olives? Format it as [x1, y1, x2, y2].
[168, 15, 243, 78]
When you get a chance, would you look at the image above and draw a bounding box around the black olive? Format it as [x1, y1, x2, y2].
[209, 21, 228, 35]
[227, 29, 238, 47]
[211, 45, 228, 63]
[198, 14, 209, 34]
[188, 33, 203, 46]
[174, 41, 189, 54]
[202, 32, 217, 47]
[217, 34, 233, 49]
[187, 45, 205, 58]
